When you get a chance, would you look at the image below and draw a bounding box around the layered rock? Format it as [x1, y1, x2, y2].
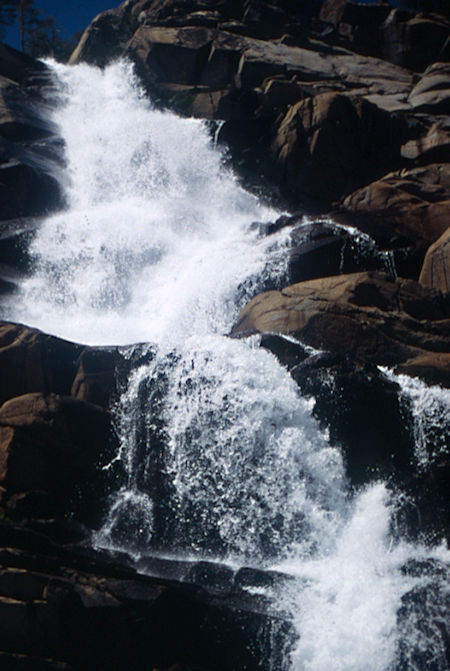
[0, 517, 285, 671]
[231, 271, 450, 385]
[420, 227, 450, 292]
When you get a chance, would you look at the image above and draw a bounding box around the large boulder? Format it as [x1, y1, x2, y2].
[408, 62, 450, 114]
[261, 217, 394, 285]
[264, 92, 410, 207]
[231, 271, 450, 386]
[69, 2, 139, 67]
[0, 322, 83, 407]
[419, 226, 450, 293]
[320, 1, 450, 72]
[0, 393, 116, 527]
[335, 164, 450, 278]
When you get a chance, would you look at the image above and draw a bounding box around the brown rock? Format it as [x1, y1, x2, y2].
[125, 25, 215, 87]
[231, 271, 450, 385]
[409, 62, 450, 114]
[268, 92, 407, 206]
[401, 117, 450, 164]
[419, 226, 450, 292]
[0, 322, 83, 407]
[320, 1, 450, 72]
[0, 393, 116, 525]
[336, 164, 450, 278]
[71, 347, 121, 408]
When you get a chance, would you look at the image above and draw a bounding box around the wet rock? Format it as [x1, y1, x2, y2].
[71, 347, 122, 409]
[396, 558, 450, 668]
[184, 561, 235, 596]
[292, 357, 414, 486]
[0, 323, 83, 407]
[0, 517, 290, 671]
[0, 45, 64, 226]
[231, 271, 450, 386]
[0, 217, 43, 293]
[405, 459, 450, 543]
[0, 392, 116, 527]
[282, 219, 394, 284]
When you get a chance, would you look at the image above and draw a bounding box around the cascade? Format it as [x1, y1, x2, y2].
[7, 60, 449, 671]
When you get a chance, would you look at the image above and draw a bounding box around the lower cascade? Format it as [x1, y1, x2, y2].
[7, 60, 449, 671]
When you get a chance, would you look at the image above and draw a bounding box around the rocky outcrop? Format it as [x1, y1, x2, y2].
[68, 0, 450, 216]
[334, 163, 450, 279]
[0, 44, 64, 296]
[264, 92, 409, 207]
[231, 271, 450, 385]
[0, 517, 285, 671]
[0, 323, 122, 531]
[419, 227, 450, 292]
[319, 0, 450, 72]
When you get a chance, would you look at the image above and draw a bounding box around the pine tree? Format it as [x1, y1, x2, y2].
[0, 0, 17, 39]
[16, 0, 41, 53]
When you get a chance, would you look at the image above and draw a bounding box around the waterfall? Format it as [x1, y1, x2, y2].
[6, 60, 449, 671]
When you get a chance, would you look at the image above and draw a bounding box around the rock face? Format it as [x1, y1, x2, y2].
[0, 517, 285, 671]
[419, 227, 450, 293]
[231, 271, 450, 385]
[0, 44, 64, 296]
[0, 323, 121, 529]
[69, 0, 450, 216]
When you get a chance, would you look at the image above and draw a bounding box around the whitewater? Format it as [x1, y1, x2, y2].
[6, 60, 449, 671]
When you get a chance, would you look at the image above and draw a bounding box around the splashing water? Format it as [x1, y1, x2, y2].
[6, 60, 449, 671]
[381, 368, 450, 469]
[6, 60, 287, 345]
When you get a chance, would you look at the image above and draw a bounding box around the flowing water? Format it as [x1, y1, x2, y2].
[6, 60, 449, 671]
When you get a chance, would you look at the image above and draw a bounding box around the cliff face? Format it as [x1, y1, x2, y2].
[0, 2, 449, 669]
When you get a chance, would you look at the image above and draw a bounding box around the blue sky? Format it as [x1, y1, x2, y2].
[4, 0, 116, 49]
